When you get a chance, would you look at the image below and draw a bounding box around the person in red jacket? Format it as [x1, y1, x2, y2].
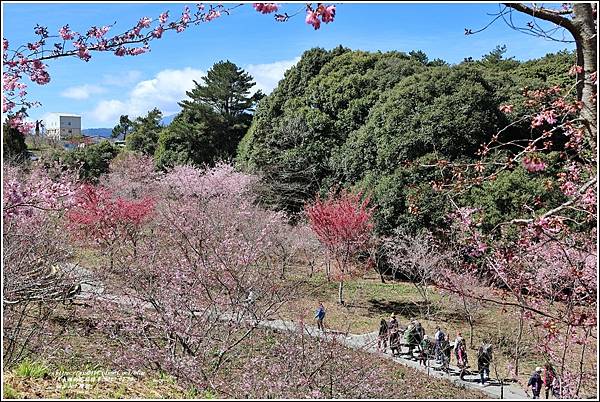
[542, 363, 557, 399]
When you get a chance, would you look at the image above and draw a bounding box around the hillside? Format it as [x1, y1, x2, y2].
[237, 47, 574, 235]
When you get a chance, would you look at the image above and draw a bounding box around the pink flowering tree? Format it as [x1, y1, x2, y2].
[3, 163, 81, 366]
[383, 229, 451, 317]
[423, 5, 597, 394]
[67, 184, 155, 269]
[102, 152, 160, 199]
[2, 3, 336, 133]
[305, 190, 374, 305]
[89, 163, 298, 391]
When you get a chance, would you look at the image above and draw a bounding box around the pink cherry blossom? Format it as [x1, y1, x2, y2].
[499, 104, 513, 113]
[114, 46, 126, 56]
[159, 11, 169, 24]
[206, 10, 221, 22]
[253, 3, 279, 14]
[138, 17, 152, 28]
[319, 5, 336, 23]
[181, 6, 191, 23]
[522, 156, 546, 172]
[128, 46, 148, 56]
[305, 10, 321, 30]
[568, 64, 584, 76]
[58, 25, 75, 40]
[152, 26, 164, 38]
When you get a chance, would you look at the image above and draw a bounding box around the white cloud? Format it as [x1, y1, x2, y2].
[102, 70, 143, 87]
[88, 67, 206, 124]
[89, 100, 127, 124]
[245, 57, 300, 94]
[87, 58, 300, 126]
[60, 84, 107, 100]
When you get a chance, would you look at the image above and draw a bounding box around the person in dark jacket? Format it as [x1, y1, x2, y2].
[477, 342, 493, 385]
[528, 367, 544, 399]
[377, 318, 389, 352]
[542, 363, 558, 399]
[439, 334, 452, 373]
[388, 313, 401, 356]
[315, 302, 325, 332]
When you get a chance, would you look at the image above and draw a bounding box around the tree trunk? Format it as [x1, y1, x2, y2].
[572, 4, 598, 144]
[463, 294, 474, 348]
[576, 327, 590, 397]
[514, 306, 525, 376]
[504, 3, 597, 145]
[338, 281, 344, 305]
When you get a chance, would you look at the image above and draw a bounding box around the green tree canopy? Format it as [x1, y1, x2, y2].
[3, 123, 28, 162]
[179, 60, 264, 118]
[237, 47, 573, 235]
[125, 108, 163, 155]
[112, 114, 134, 140]
[156, 61, 263, 168]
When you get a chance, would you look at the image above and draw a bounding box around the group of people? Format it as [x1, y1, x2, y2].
[528, 364, 560, 399]
[316, 305, 560, 398]
[377, 315, 493, 384]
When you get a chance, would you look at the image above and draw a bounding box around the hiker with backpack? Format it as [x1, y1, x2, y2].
[528, 367, 544, 399]
[454, 332, 469, 380]
[377, 318, 389, 353]
[434, 326, 445, 362]
[477, 342, 493, 385]
[404, 320, 424, 359]
[418, 334, 433, 366]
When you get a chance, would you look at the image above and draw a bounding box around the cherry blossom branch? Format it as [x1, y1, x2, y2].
[504, 176, 597, 226]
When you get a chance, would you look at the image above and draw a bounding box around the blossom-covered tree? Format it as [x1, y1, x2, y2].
[306, 190, 374, 304]
[421, 4, 598, 395]
[3, 163, 81, 366]
[383, 229, 450, 316]
[67, 184, 155, 268]
[89, 163, 298, 391]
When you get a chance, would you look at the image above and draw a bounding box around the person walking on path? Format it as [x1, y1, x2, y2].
[388, 313, 401, 356]
[440, 334, 452, 373]
[542, 363, 557, 399]
[434, 326, 445, 362]
[418, 335, 433, 366]
[454, 332, 469, 380]
[528, 367, 544, 399]
[477, 342, 493, 385]
[315, 302, 326, 332]
[377, 318, 389, 353]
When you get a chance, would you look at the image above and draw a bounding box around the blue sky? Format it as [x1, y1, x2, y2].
[2, 2, 575, 128]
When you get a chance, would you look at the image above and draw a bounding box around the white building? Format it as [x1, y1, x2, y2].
[45, 113, 81, 140]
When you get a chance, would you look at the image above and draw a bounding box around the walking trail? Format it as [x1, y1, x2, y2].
[71, 263, 528, 400]
[257, 318, 529, 400]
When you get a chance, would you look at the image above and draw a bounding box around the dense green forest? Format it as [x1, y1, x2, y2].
[237, 46, 575, 234]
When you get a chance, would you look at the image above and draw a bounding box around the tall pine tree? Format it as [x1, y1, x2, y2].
[179, 60, 264, 118]
[156, 61, 263, 168]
